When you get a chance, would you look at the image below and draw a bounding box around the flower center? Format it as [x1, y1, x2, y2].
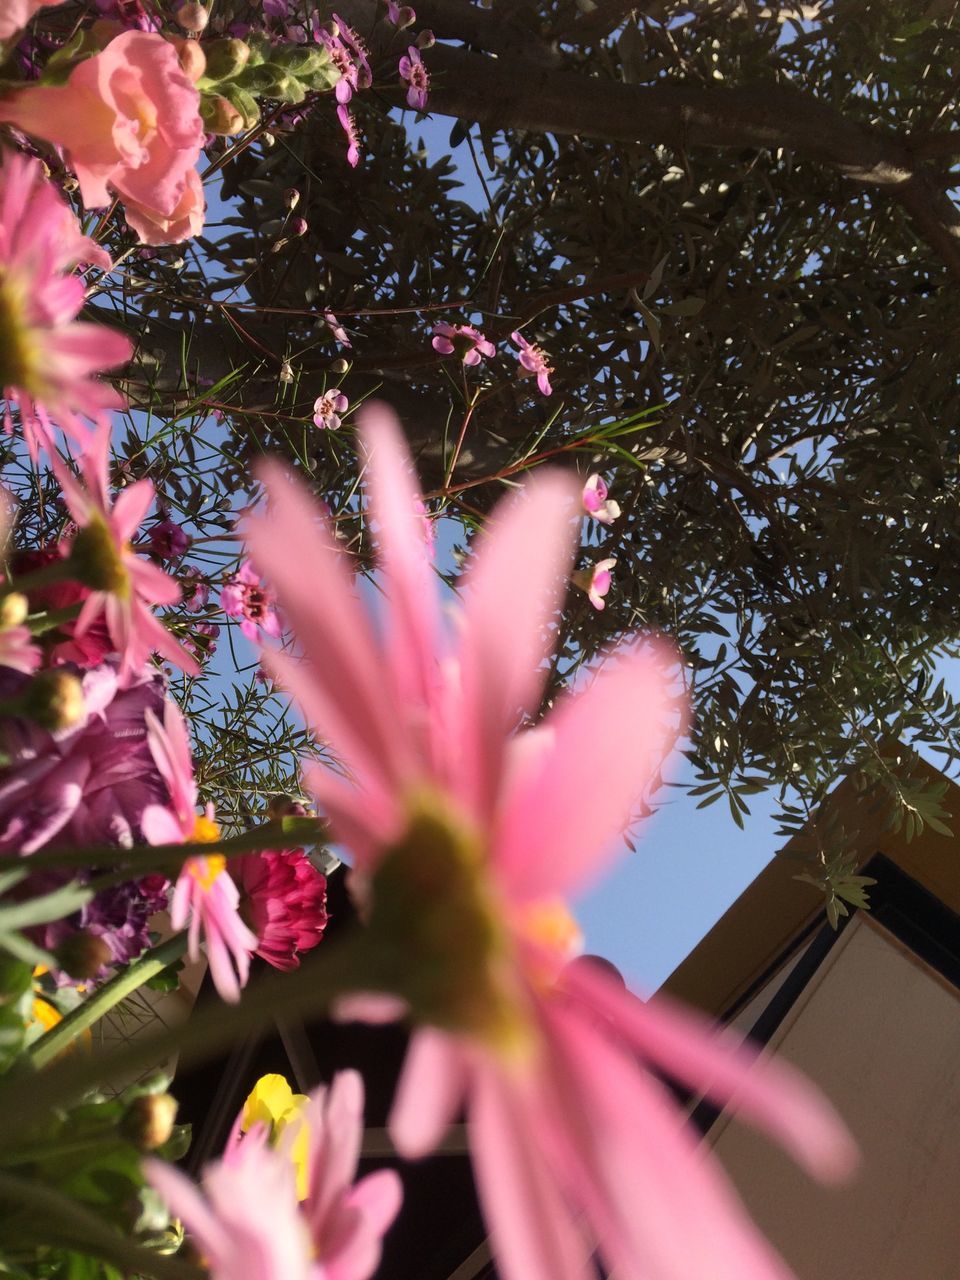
[70, 516, 131, 596]
[0, 268, 38, 392]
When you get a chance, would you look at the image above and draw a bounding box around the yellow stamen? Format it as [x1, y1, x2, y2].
[192, 814, 222, 844]
[520, 898, 584, 960]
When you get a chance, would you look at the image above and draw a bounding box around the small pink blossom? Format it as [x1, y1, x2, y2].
[243, 405, 856, 1280]
[336, 104, 362, 168]
[317, 15, 371, 104]
[323, 310, 352, 348]
[510, 330, 554, 396]
[49, 424, 200, 686]
[573, 557, 617, 610]
[147, 1070, 401, 1280]
[385, 3, 416, 28]
[221, 561, 282, 642]
[331, 14, 372, 89]
[581, 474, 621, 525]
[0, 31, 205, 244]
[180, 566, 209, 612]
[142, 698, 256, 1002]
[0, 153, 131, 457]
[149, 518, 191, 562]
[398, 44, 430, 111]
[431, 322, 496, 367]
[313, 390, 349, 430]
[0, 0, 68, 40]
[233, 848, 328, 971]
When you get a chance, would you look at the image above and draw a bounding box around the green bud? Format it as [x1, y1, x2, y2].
[221, 84, 261, 130]
[200, 92, 246, 136]
[121, 1093, 178, 1151]
[201, 37, 251, 83]
[20, 670, 84, 731]
[55, 931, 112, 981]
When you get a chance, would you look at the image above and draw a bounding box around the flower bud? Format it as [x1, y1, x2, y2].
[167, 34, 207, 82]
[394, 6, 418, 30]
[283, 188, 301, 211]
[0, 592, 28, 631]
[175, 2, 209, 33]
[290, 216, 308, 238]
[330, 357, 350, 374]
[267, 795, 309, 819]
[416, 28, 435, 48]
[202, 37, 251, 82]
[21, 670, 84, 731]
[121, 1093, 178, 1151]
[200, 93, 245, 136]
[55, 930, 112, 981]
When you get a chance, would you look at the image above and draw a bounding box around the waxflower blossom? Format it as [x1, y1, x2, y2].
[573, 557, 617, 610]
[49, 424, 200, 685]
[386, 2, 416, 28]
[399, 45, 430, 110]
[147, 1070, 401, 1280]
[432, 322, 496, 366]
[510, 330, 554, 396]
[336, 104, 362, 168]
[221, 561, 282, 642]
[142, 697, 257, 1003]
[180, 567, 209, 613]
[0, 31, 205, 244]
[582, 474, 621, 525]
[148, 518, 191, 562]
[313, 390, 349, 430]
[0, 153, 131, 457]
[233, 848, 328, 971]
[0, 0, 68, 40]
[244, 405, 856, 1280]
[323, 310, 352, 347]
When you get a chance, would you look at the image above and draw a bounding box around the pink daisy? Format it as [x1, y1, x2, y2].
[510, 330, 554, 396]
[221, 560, 282, 642]
[431, 322, 496, 366]
[142, 697, 256, 1003]
[49, 424, 200, 686]
[243, 405, 857, 1280]
[0, 153, 131, 458]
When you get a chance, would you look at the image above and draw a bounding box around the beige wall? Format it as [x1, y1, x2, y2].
[710, 916, 960, 1280]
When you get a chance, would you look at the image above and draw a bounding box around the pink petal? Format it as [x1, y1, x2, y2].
[111, 477, 155, 541]
[389, 1027, 467, 1158]
[143, 1159, 233, 1263]
[495, 643, 677, 900]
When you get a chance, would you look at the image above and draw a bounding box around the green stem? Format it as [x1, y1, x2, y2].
[29, 933, 188, 1070]
[0, 1170, 203, 1280]
[2, 558, 72, 597]
[27, 601, 83, 635]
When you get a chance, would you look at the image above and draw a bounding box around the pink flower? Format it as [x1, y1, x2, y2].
[317, 15, 371, 105]
[431, 322, 496, 366]
[323, 310, 352, 348]
[180, 566, 209, 612]
[123, 166, 205, 247]
[232, 848, 328, 971]
[14, 546, 113, 669]
[243, 405, 856, 1280]
[49, 424, 200, 686]
[336, 104, 361, 168]
[147, 1070, 401, 1280]
[385, 3, 416, 28]
[148, 518, 191, 562]
[398, 45, 430, 111]
[142, 698, 257, 1003]
[0, 31, 205, 244]
[0, 622, 41, 675]
[313, 390, 349, 430]
[510, 330, 554, 396]
[221, 561, 282, 642]
[331, 14, 372, 90]
[0, 153, 131, 457]
[0, 0, 68, 40]
[581, 474, 621, 525]
[572, 557, 617, 610]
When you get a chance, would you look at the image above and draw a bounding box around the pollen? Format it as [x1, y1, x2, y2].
[187, 854, 226, 892]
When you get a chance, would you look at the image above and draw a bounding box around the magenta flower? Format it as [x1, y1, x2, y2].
[581, 474, 621, 525]
[398, 45, 430, 111]
[313, 390, 349, 430]
[573, 557, 617, 610]
[180, 566, 210, 613]
[431, 322, 496, 367]
[148, 518, 191, 562]
[142, 698, 257, 1003]
[336, 104, 362, 168]
[221, 561, 282, 642]
[323, 310, 352, 348]
[49, 425, 200, 686]
[243, 405, 856, 1280]
[232, 848, 329, 971]
[0, 153, 131, 458]
[147, 1070, 401, 1280]
[510, 330, 554, 396]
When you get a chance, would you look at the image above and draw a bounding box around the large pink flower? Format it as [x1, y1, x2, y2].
[50, 424, 199, 685]
[0, 153, 131, 456]
[0, 31, 204, 244]
[146, 1070, 401, 1280]
[233, 847, 329, 972]
[244, 406, 856, 1280]
[0, 0, 68, 40]
[142, 697, 257, 1003]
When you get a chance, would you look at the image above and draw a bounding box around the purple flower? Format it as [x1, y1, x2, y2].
[510, 330, 554, 396]
[386, 2, 416, 28]
[336, 105, 361, 168]
[312, 390, 348, 430]
[398, 45, 430, 111]
[149, 518, 191, 562]
[263, 0, 289, 17]
[221, 562, 282, 642]
[431, 322, 496, 366]
[331, 13, 372, 88]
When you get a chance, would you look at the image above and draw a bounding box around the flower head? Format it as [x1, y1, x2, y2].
[146, 1070, 401, 1280]
[233, 848, 328, 971]
[581, 473, 621, 525]
[221, 560, 282, 642]
[0, 31, 205, 244]
[398, 45, 430, 111]
[49, 424, 199, 685]
[142, 698, 256, 1002]
[0, 154, 131, 456]
[313, 389, 349, 430]
[148, 518, 191, 562]
[510, 330, 554, 396]
[431, 322, 495, 366]
[572, 557, 616, 610]
[244, 404, 856, 1280]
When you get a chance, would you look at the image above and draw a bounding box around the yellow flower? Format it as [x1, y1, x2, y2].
[240, 1073, 310, 1199]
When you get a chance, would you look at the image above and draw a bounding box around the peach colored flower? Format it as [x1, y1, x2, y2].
[0, 0, 68, 40]
[244, 405, 856, 1280]
[0, 31, 204, 244]
[123, 166, 205, 247]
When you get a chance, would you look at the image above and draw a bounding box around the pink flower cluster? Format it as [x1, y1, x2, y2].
[221, 561, 282, 642]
